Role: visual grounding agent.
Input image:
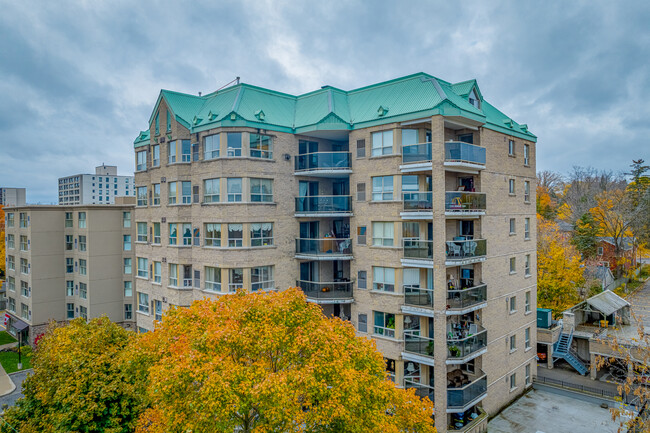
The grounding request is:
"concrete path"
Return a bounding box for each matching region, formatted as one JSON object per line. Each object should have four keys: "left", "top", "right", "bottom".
{"left": 626, "top": 278, "right": 650, "bottom": 327}
{"left": 537, "top": 361, "right": 620, "bottom": 396}
{"left": 0, "top": 370, "right": 30, "bottom": 410}
{"left": 0, "top": 363, "right": 16, "bottom": 397}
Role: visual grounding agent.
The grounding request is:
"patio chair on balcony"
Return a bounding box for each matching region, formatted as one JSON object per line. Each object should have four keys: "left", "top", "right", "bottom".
{"left": 462, "top": 241, "right": 477, "bottom": 257}
{"left": 447, "top": 242, "right": 461, "bottom": 257}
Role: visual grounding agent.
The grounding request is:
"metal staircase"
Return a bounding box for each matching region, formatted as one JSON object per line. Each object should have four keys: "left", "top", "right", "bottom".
{"left": 553, "top": 327, "right": 589, "bottom": 376}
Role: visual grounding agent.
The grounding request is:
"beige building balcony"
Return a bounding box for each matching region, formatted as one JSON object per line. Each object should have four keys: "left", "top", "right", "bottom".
{"left": 402, "top": 332, "right": 436, "bottom": 367}
{"left": 404, "top": 377, "right": 435, "bottom": 402}
{"left": 295, "top": 280, "right": 353, "bottom": 304}
{"left": 446, "top": 284, "right": 487, "bottom": 315}
{"left": 447, "top": 324, "right": 487, "bottom": 364}
{"left": 401, "top": 192, "right": 433, "bottom": 219}
{"left": 446, "top": 369, "right": 487, "bottom": 413}
{"left": 294, "top": 195, "right": 352, "bottom": 217}
{"left": 445, "top": 239, "right": 486, "bottom": 266}
{"left": 402, "top": 239, "right": 434, "bottom": 268}
{"left": 294, "top": 152, "right": 352, "bottom": 177}
{"left": 294, "top": 238, "right": 353, "bottom": 260}
{"left": 443, "top": 141, "right": 486, "bottom": 172}
{"left": 444, "top": 192, "right": 486, "bottom": 218}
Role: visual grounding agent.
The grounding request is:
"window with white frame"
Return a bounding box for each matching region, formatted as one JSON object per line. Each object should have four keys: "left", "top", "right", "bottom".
{"left": 65, "top": 257, "right": 73, "bottom": 273}
{"left": 524, "top": 181, "right": 531, "bottom": 202}
{"left": 20, "top": 235, "right": 28, "bottom": 251}
{"left": 524, "top": 144, "right": 530, "bottom": 165}
{"left": 137, "top": 150, "right": 147, "bottom": 171}
{"left": 371, "top": 130, "right": 393, "bottom": 156}
{"left": 20, "top": 281, "right": 29, "bottom": 298}
{"left": 153, "top": 261, "right": 161, "bottom": 283}
{"left": 79, "top": 259, "right": 87, "bottom": 275}
{"left": 168, "top": 182, "right": 177, "bottom": 204}
{"left": 124, "top": 281, "right": 132, "bottom": 297}
{"left": 509, "top": 218, "right": 516, "bottom": 235}
{"left": 229, "top": 268, "right": 244, "bottom": 291}
{"left": 525, "top": 364, "right": 531, "bottom": 385}
{"left": 123, "top": 211, "right": 131, "bottom": 228}
{"left": 168, "top": 141, "right": 177, "bottom": 164}
{"left": 205, "top": 223, "right": 221, "bottom": 247}
{"left": 137, "top": 187, "right": 148, "bottom": 206}
{"left": 510, "top": 373, "right": 517, "bottom": 390}
{"left": 181, "top": 181, "right": 192, "bottom": 204}
{"left": 6, "top": 213, "right": 14, "bottom": 228}
{"left": 509, "top": 179, "right": 516, "bottom": 195}
{"left": 21, "top": 303, "right": 29, "bottom": 320}
{"left": 65, "top": 212, "right": 73, "bottom": 228}
{"left": 138, "top": 292, "right": 149, "bottom": 314}
{"left": 373, "top": 267, "right": 395, "bottom": 292}
{"left": 180, "top": 223, "right": 192, "bottom": 246}
{"left": 168, "top": 264, "right": 178, "bottom": 286}
{"left": 123, "top": 235, "right": 131, "bottom": 251}
{"left": 509, "top": 295, "right": 516, "bottom": 313}
{"left": 525, "top": 254, "right": 531, "bottom": 276}
{"left": 152, "top": 144, "right": 160, "bottom": 167}
{"left": 525, "top": 327, "right": 531, "bottom": 350}
{"left": 510, "top": 257, "right": 516, "bottom": 274}
{"left": 124, "top": 258, "right": 132, "bottom": 274}
{"left": 508, "top": 140, "right": 515, "bottom": 156}
{"left": 204, "top": 134, "right": 220, "bottom": 160}
{"left": 8, "top": 298, "right": 15, "bottom": 313}
{"left": 153, "top": 223, "right": 161, "bottom": 244}
{"left": 125, "top": 304, "right": 133, "bottom": 320}
{"left": 251, "top": 223, "right": 273, "bottom": 247}
{"left": 525, "top": 291, "right": 531, "bottom": 313}
{"left": 250, "top": 178, "right": 273, "bottom": 202}
{"left": 7, "top": 277, "right": 15, "bottom": 292}
{"left": 79, "top": 282, "right": 87, "bottom": 299}
{"left": 78, "top": 212, "right": 86, "bottom": 228}
{"left": 510, "top": 334, "right": 516, "bottom": 351}
{"left": 228, "top": 224, "right": 243, "bottom": 247}
{"left": 169, "top": 223, "right": 178, "bottom": 245}
{"left": 7, "top": 255, "right": 15, "bottom": 271}
{"left": 372, "top": 176, "right": 393, "bottom": 201}
{"left": 66, "top": 280, "right": 74, "bottom": 296}
{"left": 251, "top": 265, "right": 274, "bottom": 291}
{"left": 20, "top": 258, "right": 28, "bottom": 274}
{"left": 137, "top": 257, "right": 148, "bottom": 278}
{"left": 137, "top": 222, "right": 147, "bottom": 242}
{"left": 250, "top": 134, "right": 273, "bottom": 159}
{"left": 372, "top": 222, "right": 394, "bottom": 246}
{"left": 155, "top": 300, "right": 163, "bottom": 321}
{"left": 373, "top": 311, "right": 395, "bottom": 337}
{"left": 227, "top": 178, "right": 242, "bottom": 202}
{"left": 226, "top": 133, "right": 242, "bottom": 157}
{"left": 524, "top": 217, "right": 530, "bottom": 239}
{"left": 65, "top": 235, "right": 73, "bottom": 251}
{"left": 203, "top": 178, "right": 220, "bottom": 203}
{"left": 6, "top": 234, "right": 14, "bottom": 249}
{"left": 153, "top": 183, "right": 160, "bottom": 205}
{"left": 19, "top": 212, "right": 27, "bottom": 228}
{"left": 205, "top": 266, "right": 221, "bottom": 292}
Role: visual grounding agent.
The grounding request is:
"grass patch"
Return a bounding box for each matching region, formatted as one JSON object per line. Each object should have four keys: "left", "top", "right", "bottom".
{"left": 0, "top": 331, "right": 17, "bottom": 346}
{"left": 0, "top": 346, "right": 32, "bottom": 373}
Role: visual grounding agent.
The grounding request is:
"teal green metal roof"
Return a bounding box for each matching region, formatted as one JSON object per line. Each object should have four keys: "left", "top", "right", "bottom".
{"left": 134, "top": 72, "right": 536, "bottom": 145}
{"left": 134, "top": 130, "right": 150, "bottom": 148}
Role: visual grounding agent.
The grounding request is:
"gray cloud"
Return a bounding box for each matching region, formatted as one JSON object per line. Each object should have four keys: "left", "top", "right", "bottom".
{"left": 0, "top": 0, "right": 649, "bottom": 202}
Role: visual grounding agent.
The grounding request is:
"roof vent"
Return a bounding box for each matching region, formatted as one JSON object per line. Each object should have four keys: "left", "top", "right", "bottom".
{"left": 208, "top": 111, "right": 218, "bottom": 121}
{"left": 377, "top": 106, "right": 389, "bottom": 117}
{"left": 198, "top": 91, "right": 202, "bottom": 97}
{"left": 230, "top": 113, "right": 237, "bottom": 121}
{"left": 192, "top": 116, "right": 203, "bottom": 125}
{"left": 254, "top": 110, "right": 265, "bottom": 121}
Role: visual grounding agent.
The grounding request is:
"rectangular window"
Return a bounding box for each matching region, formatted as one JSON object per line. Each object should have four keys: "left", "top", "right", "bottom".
{"left": 229, "top": 268, "right": 244, "bottom": 292}
{"left": 6, "top": 213, "right": 14, "bottom": 228}
{"left": 64, "top": 235, "right": 73, "bottom": 251}
{"left": 525, "top": 254, "right": 531, "bottom": 276}
{"left": 205, "top": 223, "right": 222, "bottom": 247}
{"left": 356, "top": 139, "right": 366, "bottom": 158}
{"left": 66, "top": 303, "right": 75, "bottom": 319}
{"left": 372, "top": 222, "right": 394, "bottom": 247}
{"left": 509, "top": 179, "right": 516, "bottom": 195}
{"left": 525, "top": 327, "right": 531, "bottom": 349}
{"left": 166, "top": 109, "right": 171, "bottom": 132}
{"left": 125, "top": 304, "right": 133, "bottom": 320}
{"left": 169, "top": 264, "right": 178, "bottom": 286}
{"left": 123, "top": 211, "right": 131, "bottom": 228}
{"left": 79, "top": 259, "right": 87, "bottom": 275}
{"left": 250, "top": 134, "right": 273, "bottom": 159}
{"left": 373, "top": 267, "right": 395, "bottom": 292}
{"left": 7, "top": 277, "right": 14, "bottom": 292}
{"left": 510, "top": 296, "right": 516, "bottom": 313}
{"left": 203, "top": 178, "right": 220, "bottom": 203}
{"left": 524, "top": 181, "right": 531, "bottom": 202}
{"left": 155, "top": 112, "right": 159, "bottom": 135}
{"left": 21, "top": 303, "right": 29, "bottom": 320}
{"left": 251, "top": 265, "right": 274, "bottom": 291}
{"left": 228, "top": 224, "right": 243, "bottom": 247}
{"left": 78, "top": 212, "right": 86, "bottom": 228}
{"left": 124, "top": 281, "right": 133, "bottom": 297}
{"left": 6, "top": 234, "right": 14, "bottom": 249}
{"left": 510, "top": 257, "right": 516, "bottom": 274}
{"left": 523, "top": 144, "right": 530, "bottom": 165}
{"left": 169, "top": 223, "right": 178, "bottom": 245}
{"left": 66, "top": 280, "right": 74, "bottom": 296}
{"left": 153, "top": 261, "right": 161, "bottom": 283}
{"left": 153, "top": 223, "right": 161, "bottom": 244}
{"left": 524, "top": 218, "right": 531, "bottom": 239}
{"left": 356, "top": 182, "right": 366, "bottom": 201}
{"left": 168, "top": 141, "right": 177, "bottom": 164}
{"left": 204, "top": 266, "right": 221, "bottom": 292}
{"left": 179, "top": 223, "right": 192, "bottom": 246}
{"left": 155, "top": 300, "right": 163, "bottom": 321}
{"left": 372, "top": 176, "right": 393, "bottom": 201}
{"left": 509, "top": 218, "right": 516, "bottom": 235}
{"left": 79, "top": 282, "right": 87, "bottom": 299}
{"left": 123, "top": 235, "right": 132, "bottom": 251}
{"left": 20, "top": 258, "right": 28, "bottom": 274}
{"left": 510, "top": 335, "right": 516, "bottom": 352}
{"left": 227, "top": 178, "right": 242, "bottom": 202}
{"left": 19, "top": 212, "right": 27, "bottom": 228}
{"left": 510, "top": 373, "right": 517, "bottom": 390}
{"left": 373, "top": 311, "right": 395, "bottom": 337}
{"left": 136, "top": 150, "right": 147, "bottom": 171}
{"left": 250, "top": 223, "right": 273, "bottom": 246}
{"left": 358, "top": 313, "right": 367, "bottom": 332}
{"left": 8, "top": 298, "right": 15, "bottom": 313}
{"left": 508, "top": 140, "right": 515, "bottom": 156}
{"left": 358, "top": 270, "right": 367, "bottom": 289}
{"left": 20, "top": 235, "right": 28, "bottom": 251}
{"left": 204, "top": 134, "right": 220, "bottom": 160}
{"left": 137, "top": 222, "right": 147, "bottom": 242}
{"left": 153, "top": 184, "right": 160, "bottom": 205}
{"left": 137, "top": 187, "right": 148, "bottom": 206}
{"left": 371, "top": 130, "right": 393, "bottom": 156}
{"left": 181, "top": 181, "right": 192, "bottom": 204}
{"left": 138, "top": 292, "right": 149, "bottom": 314}
{"left": 250, "top": 178, "right": 273, "bottom": 202}
{"left": 7, "top": 255, "right": 15, "bottom": 271}
{"left": 124, "top": 258, "right": 132, "bottom": 274}
{"left": 598, "top": 246, "right": 604, "bottom": 255}
{"left": 357, "top": 226, "right": 366, "bottom": 245}
{"left": 65, "top": 257, "right": 73, "bottom": 273}
{"left": 525, "top": 291, "right": 531, "bottom": 313}
{"left": 152, "top": 145, "right": 160, "bottom": 167}
{"left": 20, "top": 281, "right": 29, "bottom": 298}
{"left": 168, "top": 181, "right": 177, "bottom": 204}
{"left": 226, "top": 132, "right": 242, "bottom": 157}
{"left": 525, "top": 364, "right": 531, "bottom": 385}
{"left": 137, "top": 257, "right": 148, "bottom": 278}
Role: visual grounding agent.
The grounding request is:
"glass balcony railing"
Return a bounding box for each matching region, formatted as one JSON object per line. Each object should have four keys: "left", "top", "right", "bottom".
{"left": 403, "top": 192, "right": 433, "bottom": 211}
{"left": 294, "top": 152, "right": 352, "bottom": 172}
{"left": 295, "top": 238, "right": 352, "bottom": 257}
{"left": 403, "top": 239, "right": 433, "bottom": 260}
{"left": 444, "top": 142, "right": 486, "bottom": 166}
{"left": 404, "top": 378, "right": 435, "bottom": 401}
{"left": 402, "top": 142, "right": 432, "bottom": 164}
{"left": 445, "top": 239, "right": 486, "bottom": 260}
{"left": 404, "top": 333, "right": 435, "bottom": 358}
{"left": 295, "top": 196, "right": 352, "bottom": 214}
{"left": 445, "top": 192, "right": 486, "bottom": 213}
{"left": 447, "top": 284, "right": 487, "bottom": 311}
{"left": 404, "top": 286, "right": 434, "bottom": 308}
{"left": 447, "top": 325, "right": 487, "bottom": 359}
{"left": 447, "top": 372, "right": 487, "bottom": 410}
{"left": 296, "top": 280, "right": 353, "bottom": 300}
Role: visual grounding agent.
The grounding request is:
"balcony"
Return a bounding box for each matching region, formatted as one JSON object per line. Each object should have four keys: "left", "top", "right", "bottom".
{"left": 448, "top": 406, "right": 488, "bottom": 432}
{"left": 446, "top": 284, "right": 487, "bottom": 315}
{"left": 402, "top": 333, "right": 435, "bottom": 367}
{"left": 295, "top": 195, "right": 352, "bottom": 217}
{"left": 444, "top": 142, "right": 486, "bottom": 172}
{"left": 296, "top": 280, "right": 353, "bottom": 304}
{"left": 445, "top": 192, "right": 486, "bottom": 217}
{"left": 402, "top": 286, "right": 435, "bottom": 317}
{"left": 402, "top": 192, "right": 433, "bottom": 219}
{"left": 447, "top": 325, "right": 487, "bottom": 364}
{"left": 402, "top": 239, "right": 433, "bottom": 268}
{"left": 401, "top": 142, "right": 432, "bottom": 166}
{"left": 404, "top": 378, "right": 435, "bottom": 402}
{"left": 445, "top": 239, "right": 486, "bottom": 266}
{"left": 294, "top": 152, "right": 352, "bottom": 177}
{"left": 447, "top": 370, "right": 487, "bottom": 413}
{"left": 295, "top": 238, "right": 353, "bottom": 260}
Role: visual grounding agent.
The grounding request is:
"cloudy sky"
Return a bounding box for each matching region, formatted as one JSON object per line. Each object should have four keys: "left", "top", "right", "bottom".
{"left": 1, "top": 0, "right": 648, "bottom": 203}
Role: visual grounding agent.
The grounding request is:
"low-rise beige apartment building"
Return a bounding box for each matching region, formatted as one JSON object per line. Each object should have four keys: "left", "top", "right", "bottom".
{"left": 131, "top": 73, "right": 537, "bottom": 432}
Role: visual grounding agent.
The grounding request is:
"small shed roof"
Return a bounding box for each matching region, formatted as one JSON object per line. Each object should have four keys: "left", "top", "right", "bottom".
{"left": 585, "top": 290, "right": 629, "bottom": 316}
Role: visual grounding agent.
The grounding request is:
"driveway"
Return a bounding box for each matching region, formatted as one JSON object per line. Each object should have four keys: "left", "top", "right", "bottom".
{"left": 626, "top": 278, "right": 650, "bottom": 328}
{"left": 0, "top": 370, "right": 30, "bottom": 410}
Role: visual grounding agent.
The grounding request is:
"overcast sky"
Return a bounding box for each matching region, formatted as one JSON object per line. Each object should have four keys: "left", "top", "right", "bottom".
{"left": 1, "top": 0, "right": 648, "bottom": 203}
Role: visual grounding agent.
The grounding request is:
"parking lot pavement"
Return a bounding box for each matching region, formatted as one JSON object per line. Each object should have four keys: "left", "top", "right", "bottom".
{"left": 0, "top": 370, "right": 30, "bottom": 410}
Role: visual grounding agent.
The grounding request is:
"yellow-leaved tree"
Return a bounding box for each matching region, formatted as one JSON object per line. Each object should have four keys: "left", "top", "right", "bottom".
{"left": 537, "top": 217, "right": 585, "bottom": 317}
{"left": 136, "top": 287, "right": 435, "bottom": 433}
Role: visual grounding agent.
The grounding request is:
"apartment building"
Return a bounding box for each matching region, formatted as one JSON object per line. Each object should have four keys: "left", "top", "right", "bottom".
{"left": 58, "top": 164, "right": 135, "bottom": 205}
{"left": 3, "top": 198, "right": 136, "bottom": 342}
{"left": 0, "top": 187, "right": 26, "bottom": 206}
{"left": 132, "top": 73, "right": 537, "bottom": 432}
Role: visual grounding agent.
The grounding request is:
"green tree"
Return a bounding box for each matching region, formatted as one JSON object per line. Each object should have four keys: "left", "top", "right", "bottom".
{"left": 571, "top": 213, "right": 599, "bottom": 259}
{"left": 0, "top": 318, "right": 149, "bottom": 433}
